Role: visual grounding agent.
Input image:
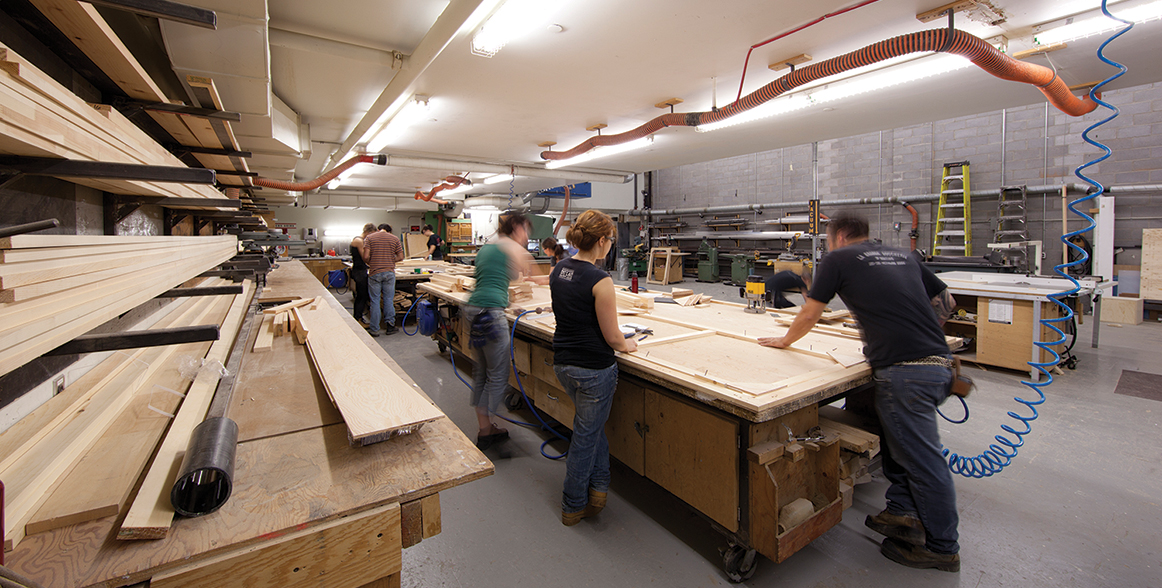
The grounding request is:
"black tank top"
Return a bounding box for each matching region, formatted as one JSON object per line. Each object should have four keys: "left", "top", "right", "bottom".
{"left": 351, "top": 244, "right": 367, "bottom": 271}
{"left": 550, "top": 258, "right": 615, "bottom": 369}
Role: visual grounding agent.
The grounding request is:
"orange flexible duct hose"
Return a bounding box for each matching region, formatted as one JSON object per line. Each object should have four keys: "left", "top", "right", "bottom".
{"left": 541, "top": 29, "right": 1099, "bottom": 161}
{"left": 415, "top": 175, "right": 471, "bottom": 204}
{"left": 253, "top": 154, "right": 384, "bottom": 191}
{"left": 902, "top": 202, "right": 919, "bottom": 251}
{"left": 553, "top": 185, "right": 572, "bottom": 236}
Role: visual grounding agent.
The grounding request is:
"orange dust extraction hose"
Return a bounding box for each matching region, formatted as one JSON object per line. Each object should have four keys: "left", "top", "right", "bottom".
{"left": 252, "top": 154, "right": 385, "bottom": 191}
{"left": 541, "top": 28, "right": 1099, "bottom": 162}
{"left": 415, "top": 175, "right": 471, "bottom": 204}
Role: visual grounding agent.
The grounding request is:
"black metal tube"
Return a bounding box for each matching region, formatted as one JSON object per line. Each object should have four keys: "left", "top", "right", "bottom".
{"left": 0, "top": 219, "right": 59, "bottom": 239}
{"left": 171, "top": 417, "right": 238, "bottom": 517}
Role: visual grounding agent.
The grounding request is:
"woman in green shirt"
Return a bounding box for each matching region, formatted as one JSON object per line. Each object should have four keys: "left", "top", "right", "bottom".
{"left": 464, "top": 213, "right": 547, "bottom": 449}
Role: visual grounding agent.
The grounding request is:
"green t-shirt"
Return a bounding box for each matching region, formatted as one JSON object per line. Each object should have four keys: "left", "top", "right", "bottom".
{"left": 468, "top": 243, "right": 510, "bottom": 308}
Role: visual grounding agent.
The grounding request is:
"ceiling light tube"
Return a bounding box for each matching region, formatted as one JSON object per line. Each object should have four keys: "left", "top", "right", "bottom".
{"left": 544, "top": 136, "right": 654, "bottom": 169}
{"left": 483, "top": 173, "right": 519, "bottom": 184}
{"left": 472, "top": 0, "right": 565, "bottom": 58}
{"left": 367, "top": 95, "right": 430, "bottom": 152}
{"left": 1034, "top": 0, "right": 1162, "bottom": 45}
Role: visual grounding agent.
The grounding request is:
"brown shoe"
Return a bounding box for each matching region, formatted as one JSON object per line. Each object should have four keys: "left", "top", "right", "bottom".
{"left": 586, "top": 489, "right": 607, "bottom": 516}
{"left": 562, "top": 509, "right": 586, "bottom": 526}
{"left": 880, "top": 538, "right": 960, "bottom": 572}
{"left": 865, "top": 509, "right": 926, "bottom": 546}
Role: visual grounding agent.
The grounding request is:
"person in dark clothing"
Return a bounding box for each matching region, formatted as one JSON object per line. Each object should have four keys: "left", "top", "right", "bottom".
{"left": 350, "top": 223, "right": 376, "bottom": 325}
{"left": 759, "top": 214, "right": 960, "bottom": 573}
{"left": 422, "top": 224, "right": 444, "bottom": 260}
{"left": 764, "top": 269, "right": 811, "bottom": 308}
{"left": 550, "top": 210, "right": 637, "bottom": 526}
{"left": 541, "top": 237, "right": 570, "bottom": 266}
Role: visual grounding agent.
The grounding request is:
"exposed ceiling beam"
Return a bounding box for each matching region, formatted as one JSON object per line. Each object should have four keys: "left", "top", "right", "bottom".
{"left": 328, "top": 0, "right": 488, "bottom": 172}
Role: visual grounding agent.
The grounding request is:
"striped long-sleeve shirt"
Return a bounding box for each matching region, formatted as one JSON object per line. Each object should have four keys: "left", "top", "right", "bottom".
{"left": 364, "top": 231, "right": 403, "bottom": 276}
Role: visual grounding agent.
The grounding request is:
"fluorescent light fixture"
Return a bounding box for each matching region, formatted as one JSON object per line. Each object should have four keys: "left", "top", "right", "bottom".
{"left": 326, "top": 168, "right": 357, "bottom": 190}
{"left": 697, "top": 94, "right": 812, "bottom": 133}
{"left": 544, "top": 136, "right": 654, "bottom": 169}
{"left": 324, "top": 227, "right": 362, "bottom": 237}
{"left": 472, "top": 0, "right": 564, "bottom": 58}
{"left": 483, "top": 173, "right": 519, "bottom": 184}
{"left": 367, "top": 95, "right": 430, "bottom": 152}
{"left": 697, "top": 55, "right": 970, "bottom": 133}
{"left": 1035, "top": 0, "right": 1162, "bottom": 45}
{"left": 439, "top": 184, "right": 473, "bottom": 196}
{"left": 810, "top": 55, "right": 971, "bottom": 104}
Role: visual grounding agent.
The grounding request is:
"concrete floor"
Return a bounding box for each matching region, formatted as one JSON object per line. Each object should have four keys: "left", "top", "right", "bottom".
{"left": 335, "top": 278, "right": 1160, "bottom": 588}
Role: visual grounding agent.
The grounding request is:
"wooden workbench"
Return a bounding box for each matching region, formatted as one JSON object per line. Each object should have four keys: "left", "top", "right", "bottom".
{"left": 415, "top": 281, "right": 873, "bottom": 579}
{"left": 6, "top": 260, "right": 492, "bottom": 587}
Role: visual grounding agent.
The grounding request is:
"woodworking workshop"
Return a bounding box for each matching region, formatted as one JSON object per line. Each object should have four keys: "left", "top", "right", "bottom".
{"left": 1, "top": 0, "right": 1160, "bottom": 586}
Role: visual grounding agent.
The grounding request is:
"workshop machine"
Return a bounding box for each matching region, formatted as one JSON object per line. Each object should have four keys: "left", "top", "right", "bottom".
{"left": 728, "top": 254, "right": 755, "bottom": 285}
{"left": 620, "top": 243, "right": 649, "bottom": 274}
{"left": 697, "top": 238, "right": 719, "bottom": 282}
{"left": 743, "top": 274, "right": 766, "bottom": 314}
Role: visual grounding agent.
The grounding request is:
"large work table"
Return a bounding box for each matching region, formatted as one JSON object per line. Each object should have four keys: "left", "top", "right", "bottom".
{"left": 7, "top": 260, "right": 492, "bottom": 587}
{"left": 416, "top": 280, "right": 875, "bottom": 579}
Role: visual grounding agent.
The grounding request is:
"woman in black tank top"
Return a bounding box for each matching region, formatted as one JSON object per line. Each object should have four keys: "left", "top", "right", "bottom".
{"left": 550, "top": 210, "right": 637, "bottom": 526}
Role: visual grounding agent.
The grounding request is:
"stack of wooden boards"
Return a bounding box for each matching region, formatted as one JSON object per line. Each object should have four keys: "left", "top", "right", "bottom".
{"left": 670, "top": 288, "right": 713, "bottom": 306}
{"left": 0, "top": 279, "right": 252, "bottom": 550}
{"left": 253, "top": 295, "right": 446, "bottom": 445}
{"left": 818, "top": 410, "right": 881, "bottom": 511}
{"left": 22, "top": 0, "right": 254, "bottom": 188}
{"left": 1141, "top": 228, "right": 1161, "bottom": 301}
{"left": 0, "top": 234, "right": 239, "bottom": 378}
{"left": 0, "top": 43, "right": 229, "bottom": 203}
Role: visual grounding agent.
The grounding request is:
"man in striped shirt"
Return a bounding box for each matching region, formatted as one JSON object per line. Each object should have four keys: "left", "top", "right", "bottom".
{"left": 365, "top": 224, "right": 404, "bottom": 336}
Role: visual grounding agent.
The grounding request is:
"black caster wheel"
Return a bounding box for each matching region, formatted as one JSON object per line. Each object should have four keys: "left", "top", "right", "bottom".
{"left": 721, "top": 544, "right": 758, "bottom": 583}
{"left": 504, "top": 390, "right": 524, "bottom": 411}
{"left": 437, "top": 341, "right": 447, "bottom": 353}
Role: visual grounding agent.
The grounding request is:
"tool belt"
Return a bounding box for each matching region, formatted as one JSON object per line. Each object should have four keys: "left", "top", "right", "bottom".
{"left": 469, "top": 310, "right": 500, "bottom": 349}
{"left": 949, "top": 356, "right": 973, "bottom": 398}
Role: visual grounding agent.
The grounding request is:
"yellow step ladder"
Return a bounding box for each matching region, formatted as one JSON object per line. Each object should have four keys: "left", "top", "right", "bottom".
{"left": 933, "top": 161, "right": 971, "bottom": 256}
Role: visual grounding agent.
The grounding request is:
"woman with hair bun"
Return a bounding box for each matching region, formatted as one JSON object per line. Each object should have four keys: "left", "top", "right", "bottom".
{"left": 550, "top": 209, "right": 636, "bottom": 526}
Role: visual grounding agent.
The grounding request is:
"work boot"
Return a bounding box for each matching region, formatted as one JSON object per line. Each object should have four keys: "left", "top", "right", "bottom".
{"left": 865, "top": 509, "right": 926, "bottom": 546}
{"left": 561, "top": 509, "right": 587, "bottom": 526}
{"left": 880, "top": 538, "right": 960, "bottom": 572}
{"left": 586, "top": 489, "right": 607, "bottom": 516}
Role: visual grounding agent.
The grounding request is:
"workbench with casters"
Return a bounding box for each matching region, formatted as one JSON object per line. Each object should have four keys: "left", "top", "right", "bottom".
{"left": 416, "top": 281, "right": 873, "bottom": 582}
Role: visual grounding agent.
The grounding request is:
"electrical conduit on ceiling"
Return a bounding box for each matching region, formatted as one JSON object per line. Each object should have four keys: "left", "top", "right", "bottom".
{"left": 542, "top": 28, "right": 1100, "bottom": 162}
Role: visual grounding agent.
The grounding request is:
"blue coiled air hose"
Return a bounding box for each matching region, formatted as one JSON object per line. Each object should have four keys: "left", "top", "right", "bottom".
{"left": 420, "top": 303, "right": 569, "bottom": 460}
{"left": 939, "top": 2, "right": 1132, "bottom": 478}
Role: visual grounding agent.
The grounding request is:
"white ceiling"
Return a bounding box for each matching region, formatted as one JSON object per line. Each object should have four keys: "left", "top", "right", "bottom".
{"left": 165, "top": 0, "right": 1162, "bottom": 209}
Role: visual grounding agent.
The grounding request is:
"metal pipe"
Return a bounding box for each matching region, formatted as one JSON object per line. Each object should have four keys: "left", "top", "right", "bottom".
{"left": 1001, "top": 108, "right": 1007, "bottom": 185}
{"left": 0, "top": 218, "right": 59, "bottom": 239}
{"left": 1107, "top": 184, "right": 1162, "bottom": 193}
{"left": 630, "top": 184, "right": 1092, "bottom": 216}
{"left": 269, "top": 27, "right": 402, "bottom": 68}
{"left": 667, "top": 230, "right": 804, "bottom": 240}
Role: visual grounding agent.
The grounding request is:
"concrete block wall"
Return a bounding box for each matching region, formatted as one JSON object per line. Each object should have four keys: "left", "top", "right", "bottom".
{"left": 653, "top": 80, "right": 1162, "bottom": 275}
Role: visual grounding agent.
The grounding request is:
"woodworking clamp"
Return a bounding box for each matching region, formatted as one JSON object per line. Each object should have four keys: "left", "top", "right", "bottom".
{"left": 784, "top": 424, "right": 825, "bottom": 444}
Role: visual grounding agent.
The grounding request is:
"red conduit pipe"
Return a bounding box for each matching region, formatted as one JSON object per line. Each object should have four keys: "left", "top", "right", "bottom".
{"left": 253, "top": 154, "right": 385, "bottom": 191}
{"left": 415, "top": 175, "right": 471, "bottom": 204}
{"left": 541, "top": 29, "right": 1099, "bottom": 162}
{"left": 553, "top": 185, "right": 572, "bottom": 236}
{"left": 901, "top": 201, "right": 919, "bottom": 251}
{"left": 736, "top": 0, "right": 882, "bottom": 102}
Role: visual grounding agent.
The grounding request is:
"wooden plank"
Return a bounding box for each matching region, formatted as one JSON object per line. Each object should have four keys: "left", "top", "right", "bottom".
{"left": 117, "top": 280, "right": 254, "bottom": 540}
{"left": 635, "top": 330, "right": 715, "bottom": 348}
{"left": 420, "top": 494, "right": 441, "bottom": 539}
{"left": 1141, "top": 229, "right": 1162, "bottom": 300}
{"left": 273, "top": 312, "right": 287, "bottom": 336}
{"left": 0, "top": 233, "right": 235, "bottom": 250}
{"left": 1100, "top": 296, "right": 1143, "bottom": 325}
{"left": 297, "top": 301, "right": 446, "bottom": 443}
{"left": 747, "top": 440, "right": 786, "bottom": 465}
{"left": 0, "top": 241, "right": 191, "bottom": 289}
{"left": 150, "top": 502, "right": 401, "bottom": 588}
{"left": 818, "top": 418, "right": 879, "bottom": 456}
{"left": 400, "top": 500, "right": 422, "bottom": 549}
{"left": 25, "top": 296, "right": 233, "bottom": 535}
{"left": 252, "top": 314, "right": 275, "bottom": 352}
{"left": 262, "top": 297, "right": 314, "bottom": 315}
{"left": 2, "top": 294, "right": 222, "bottom": 550}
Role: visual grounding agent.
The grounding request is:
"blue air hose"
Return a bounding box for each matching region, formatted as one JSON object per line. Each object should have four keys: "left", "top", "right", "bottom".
{"left": 940, "top": 2, "right": 1132, "bottom": 478}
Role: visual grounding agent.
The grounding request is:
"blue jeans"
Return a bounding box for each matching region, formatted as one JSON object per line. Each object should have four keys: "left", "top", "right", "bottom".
{"left": 554, "top": 363, "right": 618, "bottom": 514}
{"left": 463, "top": 306, "right": 510, "bottom": 413}
{"left": 368, "top": 270, "right": 397, "bottom": 334}
{"left": 873, "top": 362, "right": 959, "bottom": 555}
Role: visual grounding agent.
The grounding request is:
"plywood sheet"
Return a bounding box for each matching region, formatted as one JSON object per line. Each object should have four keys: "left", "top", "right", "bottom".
{"left": 1141, "top": 228, "right": 1162, "bottom": 300}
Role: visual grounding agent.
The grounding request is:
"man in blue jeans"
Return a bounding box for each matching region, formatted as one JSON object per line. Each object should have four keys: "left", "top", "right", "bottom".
{"left": 364, "top": 224, "right": 403, "bottom": 336}
{"left": 759, "top": 214, "right": 960, "bottom": 572}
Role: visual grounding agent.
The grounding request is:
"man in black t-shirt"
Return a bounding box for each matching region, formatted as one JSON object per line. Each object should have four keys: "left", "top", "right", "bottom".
{"left": 764, "top": 270, "right": 810, "bottom": 309}
{"left": 759, "top": 215, "right": 961, "bottom": 573}
{"left": 422, "top": 225, "right": 443, "bottom": 261}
